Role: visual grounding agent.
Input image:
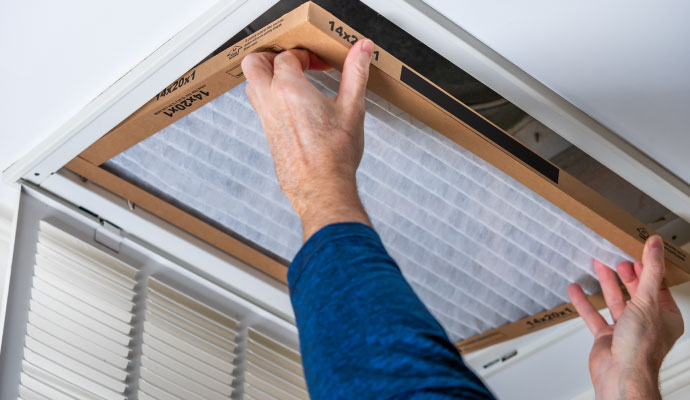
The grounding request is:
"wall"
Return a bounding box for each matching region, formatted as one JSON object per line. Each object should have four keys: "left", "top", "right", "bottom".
{"left": 0, "top": 183, "right": 17, "bottom": 317}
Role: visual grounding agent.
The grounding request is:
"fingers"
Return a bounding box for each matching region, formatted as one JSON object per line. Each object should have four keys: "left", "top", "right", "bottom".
{"left": 568, "top": 283, "right": 608, "bottom": 335}
{"left": 242, "top": 52, "right": 279, "bottom": 97}
{"left": 616, "top": 261, "right": 639, "bottom": 297}
{"left": 338, "top": 39, "right": 374, "bottom": 111}
{"left": 273, "top": 49, "right": 311, "bottom": 75}
{"left": 634, "top": 260, "right": 643, "bottom": 277}
{"left": 243, "top": 50, "right": 328, "bottom": 83}
{"left": 244, "top": 49, "right": 331, "bottom": 118}
{"left": 594, "top": 260, "right": 626, "bottom": 322}
{"left": 637, "top": 235, "right": 666, "bottom": 302}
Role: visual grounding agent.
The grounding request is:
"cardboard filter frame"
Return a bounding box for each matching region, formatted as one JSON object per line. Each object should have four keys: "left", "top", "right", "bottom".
{"left": 65, "top": 2, "right": 690, "bottom": 353}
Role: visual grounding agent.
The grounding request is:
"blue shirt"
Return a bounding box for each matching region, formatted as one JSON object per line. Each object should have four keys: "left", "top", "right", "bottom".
{"left": 289, "top": 223, "right": 495, "bottom": 399}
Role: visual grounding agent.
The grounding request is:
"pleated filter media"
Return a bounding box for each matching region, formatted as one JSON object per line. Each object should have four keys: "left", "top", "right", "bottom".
{"left": 104, "top": 70, "right": 631, "bottom": 342}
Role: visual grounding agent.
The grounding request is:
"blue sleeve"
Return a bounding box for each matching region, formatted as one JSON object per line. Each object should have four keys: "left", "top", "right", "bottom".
{"left": 288, "top": 222, "right": 495, "bottom": 400}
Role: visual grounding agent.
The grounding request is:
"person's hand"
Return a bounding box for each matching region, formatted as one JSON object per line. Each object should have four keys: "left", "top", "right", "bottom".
{"left": 568, "top": 235, "right": 684, "bottom": 400}
{"left": 241, "top": 39, "right": 375, "bottom": 241}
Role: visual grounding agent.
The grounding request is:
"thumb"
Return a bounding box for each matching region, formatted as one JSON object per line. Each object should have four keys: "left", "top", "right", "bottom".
{"left": 636, "top": 235, "right": 666, "bottom": 303}
{"left": 337, "top": 39, "right": 374, "bottom": 110}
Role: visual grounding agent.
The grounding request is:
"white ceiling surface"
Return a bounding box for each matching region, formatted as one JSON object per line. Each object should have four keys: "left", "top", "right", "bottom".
{"left": 423, "top": 0, "right": 690, "bottom": 186}
{"left": 0, "top": 0, "right": 216, "bottom": 175}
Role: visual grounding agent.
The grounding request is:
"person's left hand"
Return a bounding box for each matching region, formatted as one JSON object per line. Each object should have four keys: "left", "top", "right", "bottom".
{"left": 568, "top": 235, "right": 684, "bottom": 399}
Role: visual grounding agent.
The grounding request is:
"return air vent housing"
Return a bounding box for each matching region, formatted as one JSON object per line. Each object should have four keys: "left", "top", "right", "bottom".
{"left": 103, "top": 70, "right": 631, "bottom": 342}
{"left": 139, "top": 278, "right": 239, "bottom": 400}
{"left": 21, "top": 223, "right": 136, "bottom": 400}
{"left": 245, "top": 329, "right": 309, "bottom": 400}
{"left": 0, "top": 211, "right": 308, "bottom": 400}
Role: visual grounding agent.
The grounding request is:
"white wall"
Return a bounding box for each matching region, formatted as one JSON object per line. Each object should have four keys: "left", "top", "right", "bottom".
{"left": 0, "top": 184, "right": 17, "bottom": 210}
{"left": 0, "top": 183, "right": 17, "bottom": 315}
{"left": 423, "top": 0, "right": 690, "bottom": 186}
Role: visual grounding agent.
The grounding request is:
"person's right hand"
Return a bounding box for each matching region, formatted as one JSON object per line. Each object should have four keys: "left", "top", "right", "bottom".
{"left": 241, "top": 39, "right": 375, "bottom": 241}
{"left": 568, "top": 235, "right": 684, "bottom": 400}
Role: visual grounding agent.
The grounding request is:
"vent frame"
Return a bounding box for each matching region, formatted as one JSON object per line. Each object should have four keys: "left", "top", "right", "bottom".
{"left": 0, "top": 185, "right": 307, "bottom": 399}
{"left": 61, "top": 1, "right": 690, "bottom": 352}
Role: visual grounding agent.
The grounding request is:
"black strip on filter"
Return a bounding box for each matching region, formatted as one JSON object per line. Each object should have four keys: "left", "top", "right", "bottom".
{"left": 400, "top": 66, "right": 560, "bottom": 184}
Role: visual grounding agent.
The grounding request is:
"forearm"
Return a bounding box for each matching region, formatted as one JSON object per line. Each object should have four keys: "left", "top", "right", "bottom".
{"left": 620, "top": 380, "right": 661, "bottom": 400}
{"left": 600, "top": 369, "right": 661, "bottom": 400}
{"left": 244, "top": 41, "right": 493, "bottom": 400}
{"left": 291, "top": 176, "right": 371, "bottom": 241}
{"left": 288, "top": 223, "right": 494, "bottom": 400}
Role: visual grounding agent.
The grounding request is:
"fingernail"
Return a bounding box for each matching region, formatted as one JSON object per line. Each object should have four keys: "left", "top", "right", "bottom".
{"left": 360, "top": 39, "right": 374, "bottom": 58}
{"left": 650, "top": 235, "right": 663, "bottom": 250}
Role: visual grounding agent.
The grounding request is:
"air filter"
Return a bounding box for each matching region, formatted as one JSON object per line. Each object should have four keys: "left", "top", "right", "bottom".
{"left": 69, "top": 2, "right": 689, "bottom": 351}
{"left": 103, "top": 70, "right": 630, "bottom": 342}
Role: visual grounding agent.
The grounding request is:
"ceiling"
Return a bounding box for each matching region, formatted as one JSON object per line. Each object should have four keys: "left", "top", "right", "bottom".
{"left": 422, "top": 0, "right": 690, "bottom": 186}
{"left": 2, "top": 0, "right": 689, "bottom": 190}
{"left": 0, "top": 0, "right": 216, "bottom": 174}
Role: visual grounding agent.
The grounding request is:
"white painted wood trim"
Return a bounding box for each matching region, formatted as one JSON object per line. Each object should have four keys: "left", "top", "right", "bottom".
{"left": 2, "top": 0, "right": 278, "bottom": 185}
